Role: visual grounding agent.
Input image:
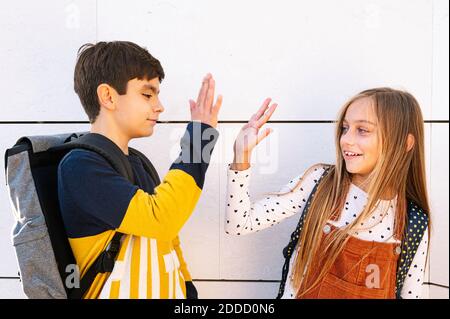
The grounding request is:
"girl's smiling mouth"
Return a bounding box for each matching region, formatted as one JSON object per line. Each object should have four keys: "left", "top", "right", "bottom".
{"left": 343, "top": 150, "right": 363, "bottom": 159}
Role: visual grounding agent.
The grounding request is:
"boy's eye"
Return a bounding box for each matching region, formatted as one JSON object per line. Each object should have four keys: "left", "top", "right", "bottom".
{"left": 142, "top": 94, "right": 152, "bottom": 99}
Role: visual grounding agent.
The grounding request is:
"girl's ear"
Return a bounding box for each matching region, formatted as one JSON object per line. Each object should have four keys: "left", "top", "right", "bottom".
{"left": 97, "top": 83, "right": 117, "bottom": 111}
{"left": 406, "top": 133, "right": 415, "bottom": 152}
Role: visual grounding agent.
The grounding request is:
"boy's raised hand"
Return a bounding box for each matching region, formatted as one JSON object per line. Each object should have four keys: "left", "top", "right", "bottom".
{"left": 189, "top": 73, "right": 223, "bottom": 128}
{"left": 231, "top": 98, "right": 278, "bottom": 170}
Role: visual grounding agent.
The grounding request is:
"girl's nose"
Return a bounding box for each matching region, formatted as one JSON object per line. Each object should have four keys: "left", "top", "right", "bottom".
{"left": 342, "top": 129, "right": 356, "bottom": 145}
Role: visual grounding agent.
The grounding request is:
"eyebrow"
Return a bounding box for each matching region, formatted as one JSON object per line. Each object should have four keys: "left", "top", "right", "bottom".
{"left": 343, "top": 119, "right": 377, "bottom": 126}
{"left": 141, "top": 84, "right": 160, "bottom": 94}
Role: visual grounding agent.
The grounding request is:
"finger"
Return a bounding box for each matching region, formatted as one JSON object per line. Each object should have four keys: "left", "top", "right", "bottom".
{"left": 189, "top": 99, "right": 196, "bottom": 112}
{"left": 256, "top": 128, "right": 273, "bottom": 145}
{"left": 196, "top": 73, "right": 211, "bottom": 101}
{"left": 196, "top": 73, "right": 211, "bottom": 107}
{"left": 255, "top": 103, "right": 278, "bottom": 128}
{"left": 253, "top": 97, "right": 272, "bottom": 120}
{"left": 212, "top": 94, "right": 223, "bottom": 115}
{"left": 204, "top": 76, "right": 215, "bottom": 113}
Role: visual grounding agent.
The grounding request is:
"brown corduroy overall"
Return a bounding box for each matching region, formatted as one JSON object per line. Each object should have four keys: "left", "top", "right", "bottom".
{"left": 299, "top": 224, "right": 401, "bottom": 299}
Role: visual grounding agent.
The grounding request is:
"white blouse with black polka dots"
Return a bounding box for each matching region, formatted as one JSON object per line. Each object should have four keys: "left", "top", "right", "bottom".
{"left": 225, "top": 164, "right": 428, "bottom": 299}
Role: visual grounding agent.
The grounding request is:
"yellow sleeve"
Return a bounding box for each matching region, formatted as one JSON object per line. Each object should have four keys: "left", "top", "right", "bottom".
{"left": 118, "top": 169, "right": 201, "bottom": 242}
{"left": 118, "top": 122, "right": 219, "bottom": 242}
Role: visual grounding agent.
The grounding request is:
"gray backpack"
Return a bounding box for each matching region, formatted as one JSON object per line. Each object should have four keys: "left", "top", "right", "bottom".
{"left": 4, "top": 132, "right": 160, "bottom": 298}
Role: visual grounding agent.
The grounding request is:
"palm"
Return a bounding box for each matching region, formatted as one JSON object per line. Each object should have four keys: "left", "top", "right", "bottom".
{"left": 234, "top": 122, "right": 260, "bottom": 154}
{"left": 233, "top": 98, "right": 278, "bottom": 155}
{"left": 189, "top": 73, "right": 223, "bottom": 128}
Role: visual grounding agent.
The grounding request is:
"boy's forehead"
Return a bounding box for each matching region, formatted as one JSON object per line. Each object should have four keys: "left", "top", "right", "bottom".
{"left": 129, "top": 77, "right": 160, "bottom": 91}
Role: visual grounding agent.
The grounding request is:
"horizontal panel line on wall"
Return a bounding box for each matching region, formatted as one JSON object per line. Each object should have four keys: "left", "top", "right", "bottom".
{"left": 193, "top": 279, "right": 280, "bottom": 283}
{"left": 192, "top": 279, "right": 448, "bottom": 288}
{"left": 424, "top": 282, "right": 450, "bottom": 289}
{"left": 1, "top": 277, "right": 447, "bottom": 289}
{"left": 0, "top": 120, "right": 448, "bottom": 125}
{"left": 0, "top": 276, "right": 280, "bottom": 283}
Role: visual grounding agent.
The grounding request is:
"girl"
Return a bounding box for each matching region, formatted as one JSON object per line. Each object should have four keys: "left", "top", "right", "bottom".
{"left": 225, "top": 88, "right": 430, "bottom": 299}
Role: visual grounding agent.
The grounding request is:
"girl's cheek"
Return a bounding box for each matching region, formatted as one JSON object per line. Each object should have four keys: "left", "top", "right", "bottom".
{"left": 362, "top": 135, "right": 377, "bottom": 150}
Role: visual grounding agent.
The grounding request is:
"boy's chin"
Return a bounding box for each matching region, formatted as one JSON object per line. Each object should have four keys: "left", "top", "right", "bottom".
{"left": 142, "top": 130, "right": 154, "bottom": 138}
{"left": 132, "top": 128, "right": 154, "bottom": 138}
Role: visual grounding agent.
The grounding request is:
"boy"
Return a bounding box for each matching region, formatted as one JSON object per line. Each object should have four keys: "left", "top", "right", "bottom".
{"left": 58, "top": 41, "right": 222, "bottom": 298}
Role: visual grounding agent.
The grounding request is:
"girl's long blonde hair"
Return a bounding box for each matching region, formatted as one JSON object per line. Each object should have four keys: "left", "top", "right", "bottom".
{"left": 289, "top": 87, "right": 431, "bottom": 298}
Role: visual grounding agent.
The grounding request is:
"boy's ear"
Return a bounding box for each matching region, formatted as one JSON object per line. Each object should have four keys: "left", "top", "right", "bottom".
{"left": 406, "top": 133, "right": 415, "bottom": 152}
{"left": 97, "top": 83, "right": 117, "bottom": 110}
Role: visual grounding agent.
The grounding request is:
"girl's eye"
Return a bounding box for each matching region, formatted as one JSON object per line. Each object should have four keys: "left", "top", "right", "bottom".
{"left": 358, "top": 128, "right": 368, "bottom": 133}
{"left": 341, "top": 126, "right": 348, "bottom": 132}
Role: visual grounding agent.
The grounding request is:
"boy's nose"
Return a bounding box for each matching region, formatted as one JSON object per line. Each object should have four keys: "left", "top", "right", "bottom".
{"left": 154, "top": 100, "right": 164, "bottom": 113}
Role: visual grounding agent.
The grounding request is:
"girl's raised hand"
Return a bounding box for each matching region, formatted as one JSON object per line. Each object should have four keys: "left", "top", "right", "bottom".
{"left": 231, "top": 98, "right": 278, "bottom": 170}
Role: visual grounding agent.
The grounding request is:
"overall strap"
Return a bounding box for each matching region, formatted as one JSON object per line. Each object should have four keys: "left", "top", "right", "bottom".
{"left": 276, "top": 167, "right": 331, "bottom": 298}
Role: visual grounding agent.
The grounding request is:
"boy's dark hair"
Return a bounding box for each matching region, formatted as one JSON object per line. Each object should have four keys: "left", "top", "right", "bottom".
{"left": 74, "top": 41, "right": 165, "bottom": 123}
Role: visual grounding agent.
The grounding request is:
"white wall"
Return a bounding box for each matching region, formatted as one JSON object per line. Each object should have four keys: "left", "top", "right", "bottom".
{"left": 0, "top": 0, "right": 448, "bottom": 299}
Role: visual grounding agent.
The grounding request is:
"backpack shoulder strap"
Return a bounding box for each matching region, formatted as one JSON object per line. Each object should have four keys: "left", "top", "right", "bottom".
{"left": 49, "top": 133, "right": 137, "bottom": 299}
{"left": 68, "top": 231, "right": 123, "bottom": 299}
{"left": 277, "top": 167, "right": 331, "bottom": 298}
{"left": 129, "top": 147, "right": 161, "bottom": 185}
{"left": 50, "top": 133, "right": 135, "bottom": 184}
{"left": 395, "top": 200, "right": 429, "bottom": 298}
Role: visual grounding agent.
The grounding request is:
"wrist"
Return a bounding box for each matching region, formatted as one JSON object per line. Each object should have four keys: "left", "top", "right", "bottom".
{"left": 230, "top": 162, "right": 251, "bottom": 171}
{"left": 190, "top": 118, "right": 217, "bottom": 129}
{"left": 232, "top": 151, "right": 251, "bottom": 171}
